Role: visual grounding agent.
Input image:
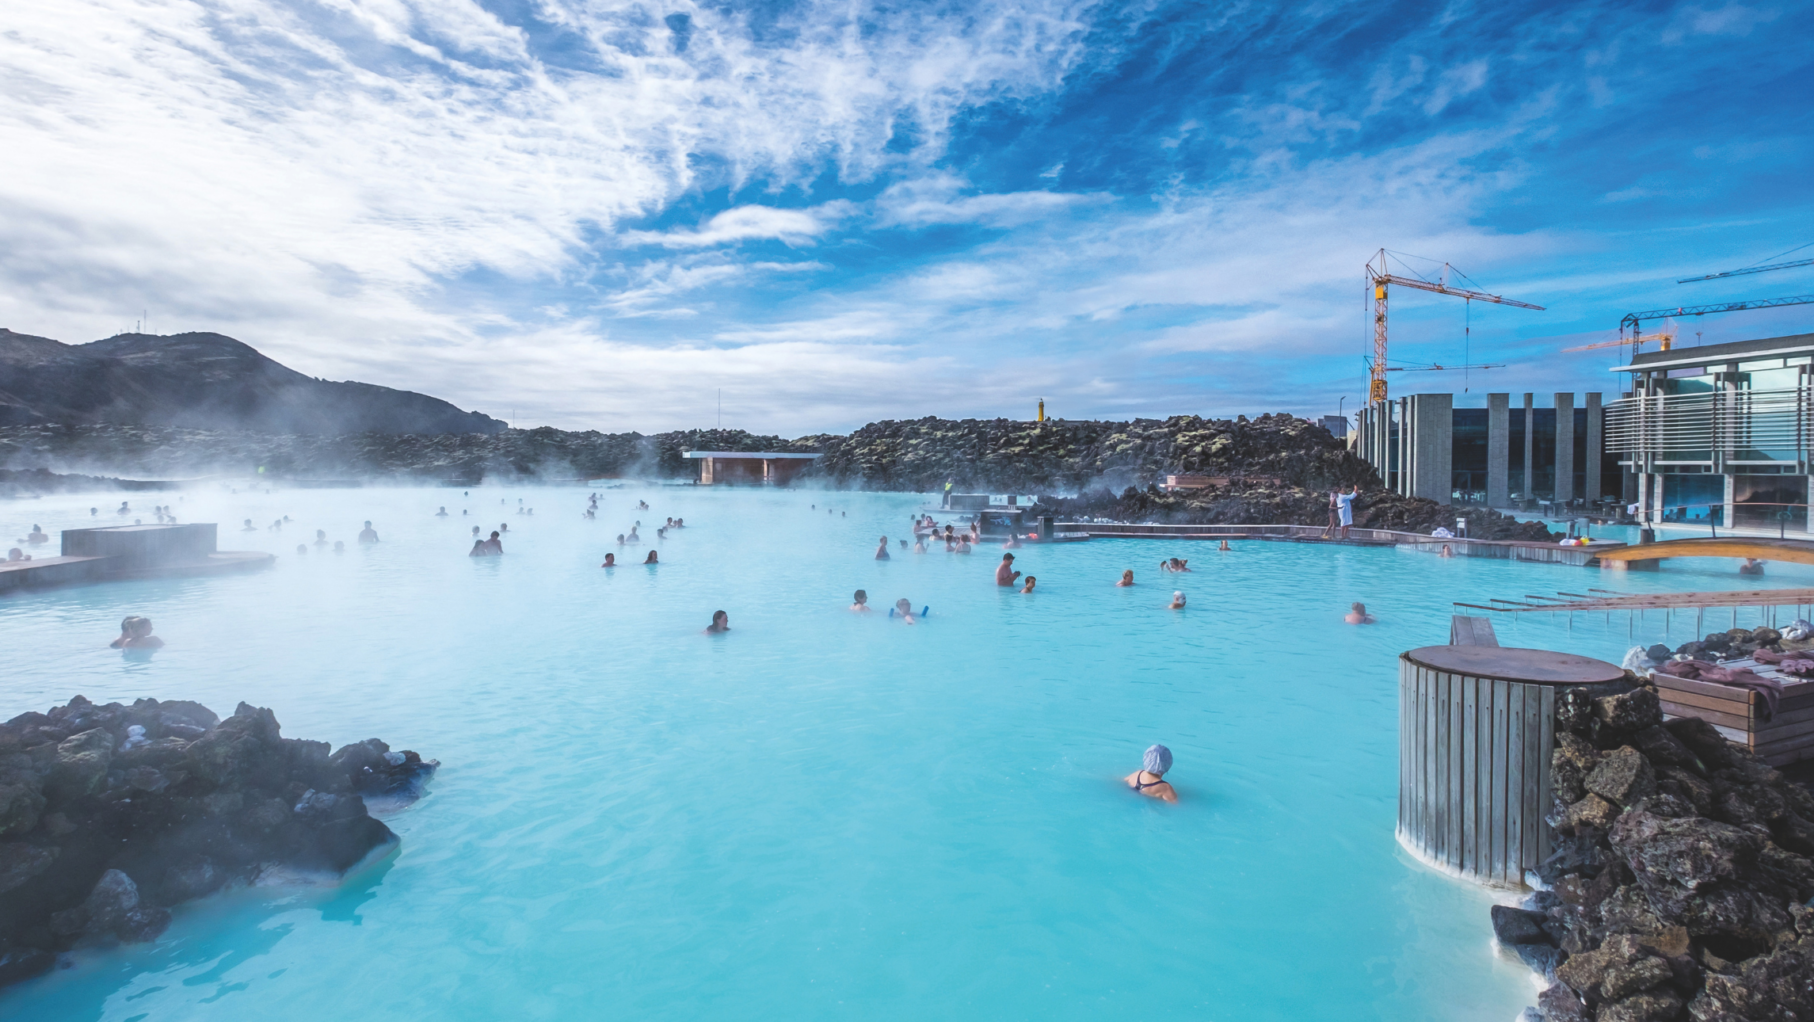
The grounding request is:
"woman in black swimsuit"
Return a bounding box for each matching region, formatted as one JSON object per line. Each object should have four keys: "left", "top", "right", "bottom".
{"left": 1123, "top": 744, "right": 1178, "bottom": 803}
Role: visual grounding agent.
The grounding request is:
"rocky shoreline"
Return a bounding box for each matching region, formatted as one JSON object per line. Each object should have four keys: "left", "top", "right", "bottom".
{"left": 1489, "top": 665, "right": 1814, "bottom": 1022}
{"left": 0, "top": 415, "right": 1557, "bottom": 540}
{"left": 0, "top": 696, "right": 435, "bottom": 989}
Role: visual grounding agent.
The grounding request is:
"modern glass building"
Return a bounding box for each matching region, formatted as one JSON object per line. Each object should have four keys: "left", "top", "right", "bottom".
{"left": 1606, "top": 331, "right": 1814, "bottom": 531}
{"left": 1355, "top": 393, "right": 1623, "bottom": 510}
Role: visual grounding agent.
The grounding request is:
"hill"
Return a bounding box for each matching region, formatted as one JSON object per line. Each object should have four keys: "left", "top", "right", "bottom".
{"left": 0, "top": 330, "right": 504, "bottom": 435}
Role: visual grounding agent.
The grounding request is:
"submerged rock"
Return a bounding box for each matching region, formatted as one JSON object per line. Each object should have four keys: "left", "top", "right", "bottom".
{"left": 0, "top": 696, "right": 437, "bottom": 989}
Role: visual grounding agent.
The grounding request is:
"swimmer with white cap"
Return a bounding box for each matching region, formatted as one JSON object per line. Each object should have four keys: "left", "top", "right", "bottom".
{"left": 1168, "top": 591, "right": 1186, "bottom": 610}
{"left": 1124, "top": 744, "right": 1177, "bottom": 803}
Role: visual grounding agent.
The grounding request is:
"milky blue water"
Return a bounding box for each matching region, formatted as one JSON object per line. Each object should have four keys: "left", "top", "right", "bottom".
{"left": 4, "top": 485, "right": 1810, "bottom": 1021}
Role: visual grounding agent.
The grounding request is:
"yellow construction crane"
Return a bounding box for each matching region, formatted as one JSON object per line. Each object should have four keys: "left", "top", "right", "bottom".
{"left": 1366, "top": 249, "right": 1545, "bottom": 403}
{"left": 1561, "top": 325, "right": 1675, "bottom": 355}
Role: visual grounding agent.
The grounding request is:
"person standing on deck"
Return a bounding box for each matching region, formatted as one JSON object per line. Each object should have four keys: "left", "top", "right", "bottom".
{"left": 1325, "top": 490, "right": 1341, "bottom": 538}
{"left": 1336, "top": 486, "right": 1357, "bottom": 539}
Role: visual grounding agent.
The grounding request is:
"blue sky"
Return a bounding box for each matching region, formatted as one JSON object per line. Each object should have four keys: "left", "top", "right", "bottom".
{"left": 1, "top": 0, "right": 1810, "bottom": 433}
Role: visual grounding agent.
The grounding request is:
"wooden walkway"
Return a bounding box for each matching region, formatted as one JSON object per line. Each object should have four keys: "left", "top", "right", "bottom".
{"left": 1456, "top": 587, "right": 1814, "bottom": 615}
{"left": 1595, "top": 536, "right": 1814, "bottom": 567}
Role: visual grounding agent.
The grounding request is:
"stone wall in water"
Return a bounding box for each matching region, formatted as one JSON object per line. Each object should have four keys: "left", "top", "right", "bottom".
{"left": 1490, "top": 669, "right": 1814, "bottom": 1022}
{"left": 0, "top": 696, "right": 436, "bottom": 989}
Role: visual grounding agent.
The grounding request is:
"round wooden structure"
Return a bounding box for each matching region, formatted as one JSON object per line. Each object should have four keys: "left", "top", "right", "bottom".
{"left": 1398, "top": 645, "right": 1624, "bottom": 887}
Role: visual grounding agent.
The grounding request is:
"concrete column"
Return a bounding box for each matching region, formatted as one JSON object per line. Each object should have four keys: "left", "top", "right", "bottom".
{"left": 1408, "top": 393, "right": 1454, "bottom": 504}
{"left": 1584, "top": 392, "right": 1602, "bottom": 504}
{"left": 1652, "top": 473, "right": 1665, "bottom": 525}
{"left": 1522, "top": 393, "right": 1535, "bottom": 507}
{"left": 1723, "top": 472, "right": 1735, "bottom": 531}
{"left": 1554, "top": 393, "right": 1575, "bottom": 506}
{"left": 1486, "top": 393, "right": 1510, "bottom": 508}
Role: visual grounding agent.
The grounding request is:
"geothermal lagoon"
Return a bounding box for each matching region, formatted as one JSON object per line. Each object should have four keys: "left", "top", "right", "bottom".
{"left": 2, "top": 484, "right": 1801, "bottom": 1020}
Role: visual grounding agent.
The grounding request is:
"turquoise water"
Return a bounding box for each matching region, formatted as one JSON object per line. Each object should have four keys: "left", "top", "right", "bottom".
{"left": 4, "top": 485, "right": 1810, "bottom": 1021}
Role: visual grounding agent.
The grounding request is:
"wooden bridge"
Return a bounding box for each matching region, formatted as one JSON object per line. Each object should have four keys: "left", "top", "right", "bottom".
{"left": 1593, "top": 537, "right": 1814, "bottom": 567}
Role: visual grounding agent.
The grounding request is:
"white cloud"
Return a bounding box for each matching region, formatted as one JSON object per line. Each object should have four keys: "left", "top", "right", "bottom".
{"left": 874, "top": 176, "right": 1098, "bottom": 228}
{"left": 624, "top": 204, "right": 847, "bottom": 249}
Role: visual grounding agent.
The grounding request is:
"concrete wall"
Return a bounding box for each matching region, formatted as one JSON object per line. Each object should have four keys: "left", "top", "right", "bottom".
{"left": 1406, "top": 393, "right": 1453, "bottom": 504}
{"left": 1554, "top": 393, "right": 1575, "bottom": 505}
{"left": 61, "top": 524, "right": 217, "bottom": 568}
{"left": 1487, "top": 393, "right": 1510, "bottom": 508}
{"left": 1585, "top": 392, "right": 1602, "bottom": 503}
{"left": 1523, "top": 393, "right": 1535, "bottom": 506}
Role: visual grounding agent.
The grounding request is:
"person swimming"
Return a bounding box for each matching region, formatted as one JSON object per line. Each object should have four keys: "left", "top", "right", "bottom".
{"left": 644, "top": 550, "right": 658, "bottom": 564}
{"left": 876, "top": 536, "right": 891, "bottom": 560}
{"left": 110, "top": 615, "right": 165, "bottom": 649}
{"left": 1020, "top": 575, "right": 1036, "bottom": 593}
{"left": 617, "top": 533, "right": 626, "bottom": 546}
{"left": 1168, "top": 591, "right": 1186, "bottom": 610}
{"left": 1003, "top": 533, "right": 1022, "bottom": 549}
{"left": 8, "top": 547, "right": 30, "bottom": 562}
{"left": 1439, "top": 544, "right": 1454, "bottom": 558}
{"left": 1741, "top": 557, "right": 1766, "bottom": 575}
{"left": 913, "top": 536, "right": 927, "bottom": 553}
{"left": 601, "top": 553, "right": 617, "bottom": 567}
{"left": 242, "top": 518, "right": 257, "bottom": 532}
{"left": 333, "top": 540, "right": 345, "bottom": 554}
{"left": 1117, "top": 569, "right": 1134, "bottom": 586}
{"left": 892, "top": 598, "right": 917, "bottom": 624}
{"left": 995, "top": 553, "right": 1020, "bottom": 586}
{"left": 296, "top": 544, "right": 308, "bottom": 556}
{"left": 314, "top": 529, "right": 329, "bottom": 547}
{"left": 1124, "top": 744, "right": 1178, "bottom": 803}
{"left": 1218, "top": 540, "right": 1231, "bottom": 552}
{"left": 706, "top": 610, "right": 730, "bottom": 633}
{"left": 1345, "top": 602, "right": 1375, "bottom": 624}
{"left": 851, "top": 589, "right": 871, "bottom": 612}
{"left": 358, "top": 520, "right": 379, "bottom": 543}
{"left": 955, "top": 537, "right": 972, "bottom": 554}
{"left": 436, "top": 506, "right": 449, "bottom": 517}
{"left": 25, "top": 525, "right": 48, "bottom": 544}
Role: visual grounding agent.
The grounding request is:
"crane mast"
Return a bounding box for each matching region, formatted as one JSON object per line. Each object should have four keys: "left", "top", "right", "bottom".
{"left": 1365, "top": 249, "right": 1543, "bottom": 404}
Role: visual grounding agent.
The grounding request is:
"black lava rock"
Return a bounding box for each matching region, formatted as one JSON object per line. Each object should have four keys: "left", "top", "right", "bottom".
{"left": 0, "top": 696, "right": 437, "bottom": 989}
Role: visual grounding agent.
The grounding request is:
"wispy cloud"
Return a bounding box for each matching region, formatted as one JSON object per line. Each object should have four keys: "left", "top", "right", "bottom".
{"left": 0, "top": 0, "right": 1808, "bottom": 433}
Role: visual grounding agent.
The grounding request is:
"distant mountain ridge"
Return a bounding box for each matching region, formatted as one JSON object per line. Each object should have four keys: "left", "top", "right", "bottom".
{"left": 0, "top": 329, "right": 505, "bottom": 435}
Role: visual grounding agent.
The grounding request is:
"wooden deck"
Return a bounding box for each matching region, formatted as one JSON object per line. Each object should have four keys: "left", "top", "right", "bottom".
{"left": 1653, "top": 662, "right": 1814, "bottom": 766}
{"left": 1457, "top": 587, "right": 1814, "bottom": 616}
{"left": 1596, "top": 536, "right": 1814, "bottom": 567}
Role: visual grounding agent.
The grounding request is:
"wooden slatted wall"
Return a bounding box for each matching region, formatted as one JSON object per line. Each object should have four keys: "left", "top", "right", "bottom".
{"left": 1399, "top": 656, "right": 1555, "bottom": 887}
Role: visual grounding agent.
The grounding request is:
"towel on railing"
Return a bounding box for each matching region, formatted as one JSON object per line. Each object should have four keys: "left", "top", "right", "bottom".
{"left": 1658, "top": 660, "right": 1784, "bottom": 720}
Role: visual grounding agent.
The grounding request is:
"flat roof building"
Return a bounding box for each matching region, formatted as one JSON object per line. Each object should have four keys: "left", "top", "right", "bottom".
{"left": 1355, "top": 392, "right": 1619, "bottom": 515}
{"left": 1607, "top": 331, "right": 1814, "bottom": 532}
{"left": 683, "top": 451, "right": 820, "bottom": 485}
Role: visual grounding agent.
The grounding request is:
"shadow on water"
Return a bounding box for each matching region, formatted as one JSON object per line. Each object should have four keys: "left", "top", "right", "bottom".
{"left": 317, "top": 859, "right": 393, "bottom": 925}
{"left": 3, "top": 865, "right": 395, "bottom": 1020}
